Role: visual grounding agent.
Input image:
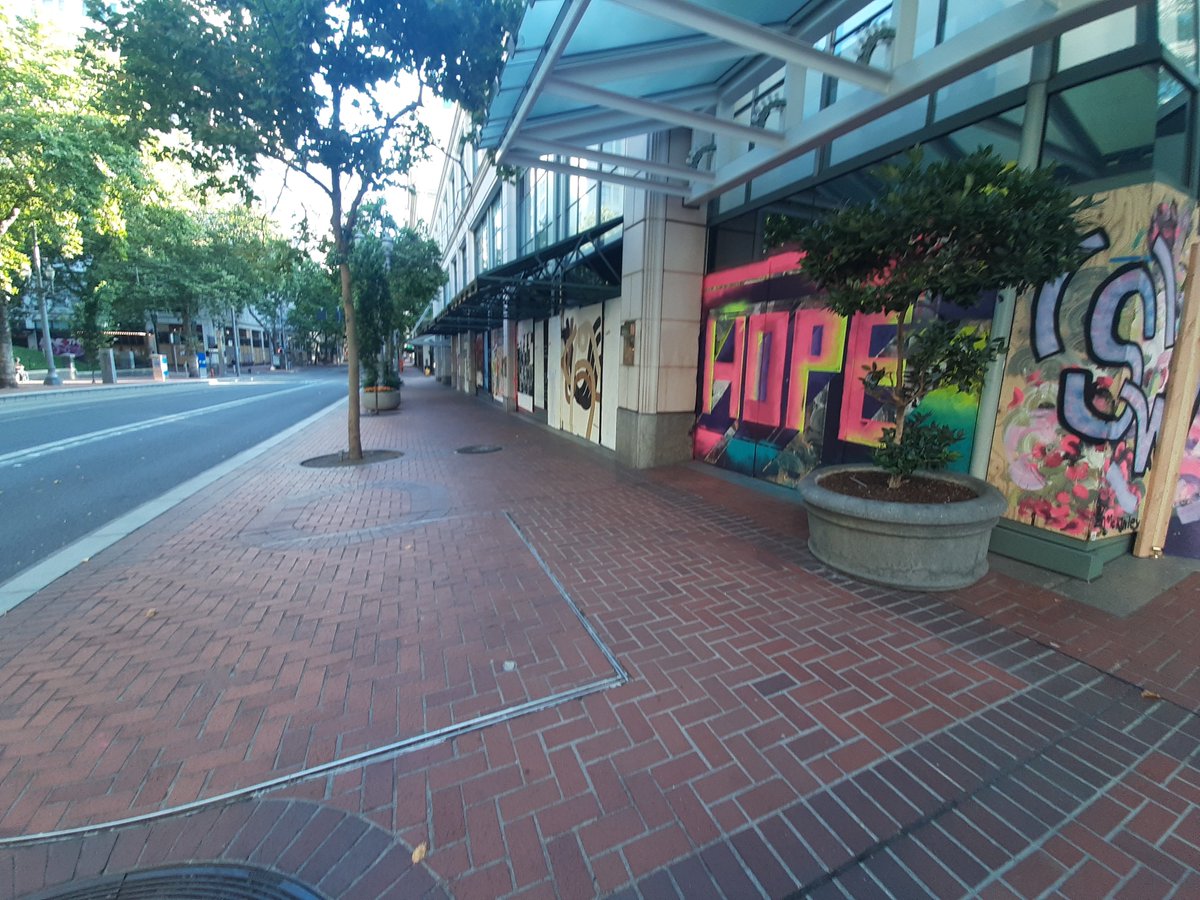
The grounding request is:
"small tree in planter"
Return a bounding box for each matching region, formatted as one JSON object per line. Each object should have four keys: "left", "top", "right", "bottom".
{"left": 785, "top": 147, "right": 1092, "bottom": 589}
{"left": 788, "top": 147, "right": 1091, "bottom": 495}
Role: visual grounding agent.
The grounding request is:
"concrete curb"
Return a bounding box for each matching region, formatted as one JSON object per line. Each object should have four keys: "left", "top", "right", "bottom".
{"left": 0, "top": 394, "right": 345, "bottom": 616}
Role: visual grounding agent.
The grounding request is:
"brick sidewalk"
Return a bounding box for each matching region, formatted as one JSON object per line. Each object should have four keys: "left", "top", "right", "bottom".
{"left": 2, "top": 376, "right": 1197, "bottom": 898}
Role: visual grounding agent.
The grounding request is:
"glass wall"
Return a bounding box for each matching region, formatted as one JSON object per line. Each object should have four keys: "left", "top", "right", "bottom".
{"left": 519, "top": 142, "right": 626, "bottom": 256}
{"left": 1160, "top": 0, "right": 1198, "bottom": 73}
{"left": 1042, "top": 64, "right": 1193, "bottom": 191}
{"left": 474, "top": 192, "right": 504, "bottom": 275}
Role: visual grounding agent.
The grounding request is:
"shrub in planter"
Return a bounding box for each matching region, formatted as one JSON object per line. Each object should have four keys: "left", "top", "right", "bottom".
{"left": 781, "top": 147, "right": 1094, "bottom": 587}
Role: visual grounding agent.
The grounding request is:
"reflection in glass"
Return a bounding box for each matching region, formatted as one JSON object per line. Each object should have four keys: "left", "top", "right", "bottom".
{"left": 1043, "top": 66, "right": 1191, "bottom": 190}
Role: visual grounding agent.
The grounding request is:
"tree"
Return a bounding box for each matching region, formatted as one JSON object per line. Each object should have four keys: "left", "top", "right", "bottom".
{"left": 90, "top": 0, "right": 520, "bottom": 457}
{"left": 784, "top": 147, "right": 1091, "bottom": 487}
{"left": 285, "top": 256, "right": 342, "bottom": 365}
{"left": 347, "top": 204, "right": 445, "bottom": 388}
{"left": 89, "top": 198, "right": 280, "bottom": 375}
{"left": 387, "top": 227, "right": 446, "bottom": 346}
{"left": 0, "top": 11, "right": 144, "bottom": 388}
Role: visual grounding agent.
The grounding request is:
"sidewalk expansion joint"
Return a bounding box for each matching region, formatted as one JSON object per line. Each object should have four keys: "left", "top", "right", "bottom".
{"left": 0, "top": 512, "right": 629, "bottom": 849}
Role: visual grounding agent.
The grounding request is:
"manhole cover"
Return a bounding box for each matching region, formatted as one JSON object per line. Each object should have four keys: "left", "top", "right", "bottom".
{"left": 300, "top": 449, "right": 403, "bottom": 468}
{"left": 28, "top": 863, "right": 324, "bottom": 900}
{"left": 456, "top": 445, "right": 502, "bottom": 454}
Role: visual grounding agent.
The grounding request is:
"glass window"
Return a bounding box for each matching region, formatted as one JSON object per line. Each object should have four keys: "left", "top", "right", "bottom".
{"left": 942, "top": 0, "right": 1021, "bottom": 42}
{"left": 1042, "top": 65, "right": 1190, "bottom": 189}
{"left": 599, "top": 140, "right": 626, "bottom": 223}
{"left": 474, "top": 193, "right": 504, "bottom": 275}
{"left": 827, "top": 1, "right": 893, "bottom": 104}
{"left": 1155, "top": 69, "right": 1192, "bottom": 189}
{"left": 1058, "top": 9, "right": 1139, "bottom": 71}
{"left": 520, "top": 167, "right": 555, "bottom": 254}
{"left": 567, "top": 156, "right": 599, "bottom": 234}
{"left": 1159, "top": 0, "right": 1198, "bottom": 74}
{"left": 934, "top": 52, "right": 1031, "bottom": 121}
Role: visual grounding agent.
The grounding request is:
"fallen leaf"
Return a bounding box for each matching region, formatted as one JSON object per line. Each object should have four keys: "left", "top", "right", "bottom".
{"left": 1141, "top": 690, "right": 1162, "bottom": 701}
{"left": 411, "top": 841, "right": 428, "bottom": 864}
{"left": 145, "top": 608, "right": 157, "bottom": 618}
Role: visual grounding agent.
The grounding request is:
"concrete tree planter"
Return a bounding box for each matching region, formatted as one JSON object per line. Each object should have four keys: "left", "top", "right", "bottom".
{"left": 361, "top": 388, "right": 401, "bottom": 412}
{"left": 798, "top": 464, "right": 1007, "bottom": 591}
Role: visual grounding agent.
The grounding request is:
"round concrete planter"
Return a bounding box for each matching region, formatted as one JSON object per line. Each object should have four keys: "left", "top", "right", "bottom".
{"left": 797, "top": 463, "right": 1007, "bottom": 591}
{"left": 361, "top": 388, "right": 401, "bottom": 412}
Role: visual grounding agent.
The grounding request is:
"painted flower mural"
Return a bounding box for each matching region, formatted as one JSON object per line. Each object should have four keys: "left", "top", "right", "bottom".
{"left": 988, "top": 183, "right": 1195, "bottom": 543}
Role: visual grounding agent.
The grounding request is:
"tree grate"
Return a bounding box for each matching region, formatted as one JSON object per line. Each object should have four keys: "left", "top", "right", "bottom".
{"left": 26, "top": 863, "right": 325, "bottom": 900}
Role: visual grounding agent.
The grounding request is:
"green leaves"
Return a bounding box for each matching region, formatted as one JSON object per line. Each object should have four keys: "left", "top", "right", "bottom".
{"left": 0, "top": 10, "right": 144, "bottom": 293}
{"left": 772, "top": 145, "right": 1092, "bottom": 481}
{"left": 779, "top": 147, "right": 1092, "bottom": 316}
{"left": 873, "top": 413, "right": 964, "bottom": 486}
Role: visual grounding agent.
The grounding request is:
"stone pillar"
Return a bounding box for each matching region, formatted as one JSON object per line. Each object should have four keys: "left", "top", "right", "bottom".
{"left": 615, "top": 129, "right": 707, "bottom": 469}
{"left": 99, "top": 349, "right": 118, "bottom": 384}
{"left": 502, "top": 319, "right": 517, "bottom": 412}
{"left": 438, "top": 341, "right": 452, "bottom": 386}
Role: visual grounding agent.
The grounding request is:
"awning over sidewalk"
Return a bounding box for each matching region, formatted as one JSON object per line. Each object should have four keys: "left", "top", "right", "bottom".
{"left": 419, "top": 216, "right": 623, "bottom": 335}
{"left": 481, "top": 0, "right": 1138, "bottom": 207}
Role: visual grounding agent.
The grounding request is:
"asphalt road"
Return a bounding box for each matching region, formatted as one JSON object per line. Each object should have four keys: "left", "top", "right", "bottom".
{"left": 0, "top": 371, "right": 347, "bottom": 586}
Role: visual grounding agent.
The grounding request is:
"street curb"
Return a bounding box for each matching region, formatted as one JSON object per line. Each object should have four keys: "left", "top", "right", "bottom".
{"left": 0, "top": 395, "right": 346, "bottom": 616}
{"left": 0, "top": 379, "right": 202, "bottom": 406}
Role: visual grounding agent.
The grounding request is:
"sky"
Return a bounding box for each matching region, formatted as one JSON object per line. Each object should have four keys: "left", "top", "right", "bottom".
{"left": 21, "top": 0, "right": 457, "bottom": 240}
{"left": 254, "top": 98, "right": 456, "bottom": 237}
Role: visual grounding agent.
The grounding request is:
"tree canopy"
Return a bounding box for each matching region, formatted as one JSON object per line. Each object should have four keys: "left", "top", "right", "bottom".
{"left": 0, "top": 11, "right": 144, "bottom": 388}
{"left": 89, "top": 0, "right": 521, "bottom": 455}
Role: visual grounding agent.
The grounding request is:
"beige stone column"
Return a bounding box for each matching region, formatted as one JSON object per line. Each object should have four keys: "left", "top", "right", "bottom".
{"left": 616, "top": 129, "right": 707, "bottom": 469}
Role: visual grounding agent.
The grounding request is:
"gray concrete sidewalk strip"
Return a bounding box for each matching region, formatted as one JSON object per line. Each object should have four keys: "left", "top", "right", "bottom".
{"left": 0, "top": 395, "right": 345, "bottom": 616}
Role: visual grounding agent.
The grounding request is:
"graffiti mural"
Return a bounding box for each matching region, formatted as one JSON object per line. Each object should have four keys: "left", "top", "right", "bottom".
{"left": 1165, "top": 392, "right": 1200, "bottom": 557}
{"left": 473, "top": 334, "right": 485, "bottom": 389}
{"left": 490, "top": 327, "right": 508, "bottom": 402}
{"left": 517, "top": 320, "right": 534, "bottom": 411}
{"left": 694, "top": 253, "right": 992, "bottom": 488}
{"left": 988, "top": 183, "right": 1196, "bottom": 541}
{"left": 559, "top": 304, "right": 603, "bottom": 441}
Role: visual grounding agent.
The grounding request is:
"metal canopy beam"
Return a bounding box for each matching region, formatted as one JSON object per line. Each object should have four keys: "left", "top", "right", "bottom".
{"left": 610, "top": 0, "right": 891, "bottom": 91}
{"left": 506, "top": 153, "right": 694, "bottom": 197}
{"left": 512, "top": 136, "right": 717, "bottom": 182}
{"left": 522, "top": 85, "right": 718, "bottom": 143}
{"left": 690, "top": 0, "right": 1141, "bottom": 205}
{"left": 545, "top": 77, "right": 786, "bottom": 147}
{"left": 555, "top": 34, "right": 745, "bottom": 82}
{"left": 496, "top": 0, "right": 594, "bottom": 160}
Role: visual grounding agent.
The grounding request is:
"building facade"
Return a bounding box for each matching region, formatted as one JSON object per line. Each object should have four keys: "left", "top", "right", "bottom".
{"left": 419, "top": 0, "right": 1200, "bottom": 575}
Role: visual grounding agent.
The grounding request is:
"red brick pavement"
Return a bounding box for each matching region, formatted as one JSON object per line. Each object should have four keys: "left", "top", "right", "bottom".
{"left": 2, "top": 375, "right": 1198, "bottom": 898}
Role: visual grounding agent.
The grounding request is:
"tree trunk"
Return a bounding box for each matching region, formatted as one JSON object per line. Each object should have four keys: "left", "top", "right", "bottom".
{"left": 0, "top": 206, "right": 19, "bottom": 389}
{"left": 0, "top": 295, "right": 16, "bottom": 389}
{"left": 181, "top": 306, "right": 198, "bottom": 376}
{"left": 333, "top": 187, "right": 362, "bottom": 461}
{"left": 892, "top": 312, "right": 908, "bottom": 445}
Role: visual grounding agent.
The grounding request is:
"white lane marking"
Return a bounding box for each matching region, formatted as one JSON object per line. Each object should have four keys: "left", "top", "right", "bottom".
{"left": 0, "top": 383, "right": 317, "bottom": 469}
{"left": 0, "top": 395, "right": 346, "bottom": 615}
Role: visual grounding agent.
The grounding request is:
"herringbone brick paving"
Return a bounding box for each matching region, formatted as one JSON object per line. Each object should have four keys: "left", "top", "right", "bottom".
{"left": 1, "top": 374, "right": 1197, "bottom": 898}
